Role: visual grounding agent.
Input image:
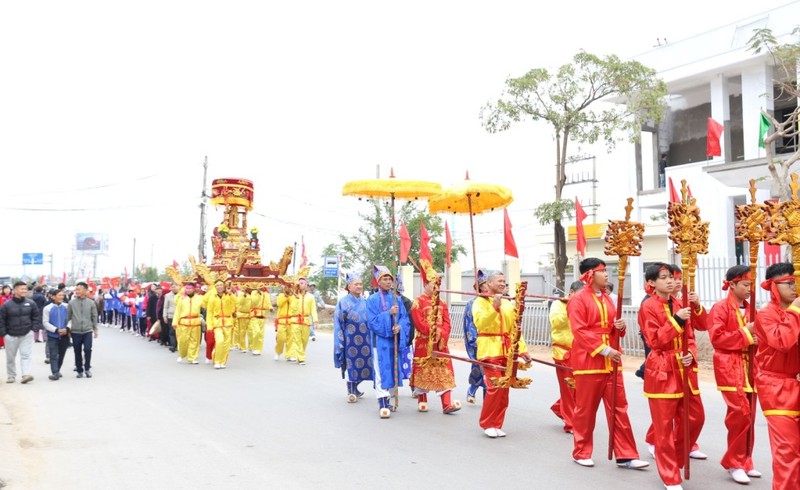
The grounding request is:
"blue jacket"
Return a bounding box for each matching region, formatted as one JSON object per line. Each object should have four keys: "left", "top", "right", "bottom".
{"left": 43, "top": 302, "right": 68, "bottom": 339}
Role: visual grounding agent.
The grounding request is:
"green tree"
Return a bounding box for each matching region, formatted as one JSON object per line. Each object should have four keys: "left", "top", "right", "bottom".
{"left": 748, "top": 26, "right": 800, "bottom": 201}
{"left": 326, "top": 200, "right": 466, "bottom": 288}
{"left": 140, "top": 266, "right": 160, "bottom": 283}
{"left": 481, "top": 50, "right": 668, "bottom": 291}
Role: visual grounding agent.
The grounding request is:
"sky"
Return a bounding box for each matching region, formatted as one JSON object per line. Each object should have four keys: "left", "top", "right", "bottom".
{"left": 0, "top": 0, "right": 795, "bottom": 282}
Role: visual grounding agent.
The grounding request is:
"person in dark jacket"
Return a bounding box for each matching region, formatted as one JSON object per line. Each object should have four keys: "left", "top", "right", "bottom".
{"left": 0, "top": 281, "right": 42, "bottom": 383}
{"left": 31, "top": 286, "right": 46, "bottom": 343}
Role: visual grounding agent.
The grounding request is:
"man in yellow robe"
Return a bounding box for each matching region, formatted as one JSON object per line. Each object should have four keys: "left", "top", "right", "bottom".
{"left": 205, "top": 281, "right": 237, "bottom": 369}
{"left": 173, "top": 283, "right": 203, "bottom": 364}
{"left": 289, "top": 278, "right": 318, "bottom": 365}
{"left": 234, "top": 288, "right": 252, "bottom": 352}
{"left": 275, "top": 284, "right": 296, "bottom": 361}
{"left": 249, "top": 286, "right": 273, "bottom": 355}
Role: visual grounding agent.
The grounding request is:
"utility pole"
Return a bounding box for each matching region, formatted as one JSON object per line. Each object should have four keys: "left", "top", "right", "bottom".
{"left": 199, "top": 156, "right": 209, "bottom": 262}
{"left": 132, "top": 237, "right": 136, "bottom": 284}
{"left": 48, "top": 253, "right": 54, "bottom": 279}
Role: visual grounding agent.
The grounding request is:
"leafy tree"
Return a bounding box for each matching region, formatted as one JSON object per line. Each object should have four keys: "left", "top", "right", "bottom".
{"left": 140, "top": 266, "right": 160, "bottom": 283}
{"left": 748, "top": 26, "right": 800, "bottom": 201}
{"left": 481, "top": 50, "right": 668, "bottom": 291}
{"left": 326, "top": 200, "right": 466, "bottom": 289}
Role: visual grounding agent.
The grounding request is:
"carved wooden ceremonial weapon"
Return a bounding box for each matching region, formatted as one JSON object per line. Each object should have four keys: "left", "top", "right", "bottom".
{"left": 735, "top": 178, "right": 768, "bottom": 458}
{"left": 489, "top": 281, "right": 533, "bottom": 389}
{"left": 766, "top": 173, "right": 800, "bottom": 289}
{"left": 413, "top": 276, "right": 456, "bottom": 391}
{"left": 603, "top": 197, "right": 645, "bottom": 461}
{"left": 667, "top": 179, "right": 709, "bottom": 480}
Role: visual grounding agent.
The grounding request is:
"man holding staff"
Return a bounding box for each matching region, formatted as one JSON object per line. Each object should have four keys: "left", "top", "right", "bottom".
{"left": 567, "top": 258, "right": 647, "bottom": 469}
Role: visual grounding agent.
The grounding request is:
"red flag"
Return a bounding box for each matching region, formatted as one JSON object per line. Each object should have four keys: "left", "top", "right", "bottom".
{"left": 575, "top": 197, "right": 587, "bottom": 257}
{"left": 707, "top": 117, "right": 723, "bottom": 157}
{"left": 300, "top": 236, "right": 308, "bottom": 268}
{"left": 445, "top": 222, "right": 452, "bottom": 267}
{"left": 503, "top": 209, "right": 519, "bottom": 258}
{"left": 61, "top": 272, "right": 66, "bottom": 284}
{"left": 38, "top": 275, "right": 45, "bottom": 285}
{"left": 172, "top": 260, "right": 179, "bottom": 269}
{"left": 419, "top": 222, "right": 432, "bottom": 266}
{"left": 668, "top": 177, "right": 680, "bottom": 203}
{"left": 399, "top": 222, "right": 411, "bottom": 263}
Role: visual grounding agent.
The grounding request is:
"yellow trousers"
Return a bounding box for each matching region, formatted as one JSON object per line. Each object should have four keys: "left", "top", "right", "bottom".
{"left": 290, "top": 323, "right": 311, "bottom": 362}
{"left": 177, "top": 326, "right": 202, "bottom": 362}
{"left": 249, "top": 317, "right": 266, "bottom": 353}
{"left": 275, "top": 324, "right": 290, "bottom": 357}
{"left": 235, "top": 318, "right": 250, "bottom": 350}
{"left": 213, "top": 327, "right": 233, "bottom": 365}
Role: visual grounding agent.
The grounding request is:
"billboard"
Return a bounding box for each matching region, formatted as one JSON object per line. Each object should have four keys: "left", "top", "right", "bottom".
{"left": 76, "top": 233, "right": 108, "bottom": 252}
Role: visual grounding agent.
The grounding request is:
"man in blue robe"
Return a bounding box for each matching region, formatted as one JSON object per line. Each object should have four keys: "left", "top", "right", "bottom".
{"left": 464, "top": 270, "right": 489, "bottom": 404}
{"left": 334, "top": 273, "right": 374, "bottom": 402}
{"left": 366, "top": 265, "right": 412, "bottom": 419}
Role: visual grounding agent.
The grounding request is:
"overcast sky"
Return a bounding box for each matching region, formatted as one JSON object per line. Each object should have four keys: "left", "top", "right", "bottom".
{"left": 0, "top": 0, "right": 793, "bottom": 281}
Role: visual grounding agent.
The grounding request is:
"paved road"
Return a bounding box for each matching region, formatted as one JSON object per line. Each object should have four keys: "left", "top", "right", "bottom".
{"left": 0, "top": 326, "right": 773, "bottom": 489}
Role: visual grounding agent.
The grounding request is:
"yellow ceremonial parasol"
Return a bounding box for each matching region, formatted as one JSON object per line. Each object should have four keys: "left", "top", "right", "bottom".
{"left": 342, "top": 167, "right": 442, "bottom": 274}
{"left": 428, "top": 171, "right": 513, "bottom": 283}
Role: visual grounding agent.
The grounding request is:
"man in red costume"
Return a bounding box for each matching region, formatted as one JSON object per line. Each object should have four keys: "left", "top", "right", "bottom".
{"left": 567, "top": 257, "right": 648, "bottom": 469}
{"left": 754, "top": 262, "right": 800, "bottom": 490}
{"left": 708, "top": 264, "right": 760, "bottom": 484}
{"left": 409, "top": 261, "right": 460, "bottom": 414}
{"left": 638, "top": 263, "right": 707, "bottom": 490}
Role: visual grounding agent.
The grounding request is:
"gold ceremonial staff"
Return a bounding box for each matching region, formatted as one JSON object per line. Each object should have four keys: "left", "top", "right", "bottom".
{"left": 602, "top": 197, "right": 644, "bottom": 461}
{"left": 734, "top": 179, "right": 768, "bottom": 459}
{"left": 492, "top": 282, "right": 532, "bottom": 389}
{"left": 667, "top": 179, "right": 709, "bottom": 480}
{"left": 766, "top": 173, "right": 800, "bottom": 289}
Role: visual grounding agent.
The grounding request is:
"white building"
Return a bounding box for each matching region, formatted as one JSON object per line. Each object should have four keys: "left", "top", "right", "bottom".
{"left": 559, "top": 2, "right": 799, "bottom": 304}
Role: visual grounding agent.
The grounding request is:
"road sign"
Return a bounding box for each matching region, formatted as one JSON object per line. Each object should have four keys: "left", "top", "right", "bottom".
{"left": 323, "top": 256, "right": 339, "bottom": 278}
{"left": 22, "top": 253, "right": 44, "bottom": 265}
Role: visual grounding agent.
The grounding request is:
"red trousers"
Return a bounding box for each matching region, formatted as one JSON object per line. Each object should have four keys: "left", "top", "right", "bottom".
{"left": 205, "top": 329, "right": 216, "bottom": 360}
{"left": 479, "top": 357, "right": 510, "bottom": 430}
{"left": 765, "top": 414, "right": 800, "bottom": 490}
{"left": 645, "top": 395, "right": 704, "bottom": 452}
{"left": 550, "top": 358, "right": 575, "bottom": 432}
{"left": 720, "top": 390, "right": 754, "bottom": 471}
{"left": 572, "top": 371, "right": 638, "bottom": 460}
{"left": 648, "top": 395, "right": 705, "bottom": 485}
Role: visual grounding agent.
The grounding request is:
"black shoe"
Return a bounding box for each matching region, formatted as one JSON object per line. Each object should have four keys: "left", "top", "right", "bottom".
{"left": 635, "top": 370, "right": 644, "bottom": 379}
{"left": 49, "top": 374, "right": 59, "bottom": 381}
{"left": 45, "top": 359, "right": 50, "bottom": 364}
{"left": 76, "top": 372, "right": 84, "bottom": 378}
{"left": 85, "top": 370, "right": 92, "bottom": 378}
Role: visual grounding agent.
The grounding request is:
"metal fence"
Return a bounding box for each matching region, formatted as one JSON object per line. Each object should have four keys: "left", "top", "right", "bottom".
{"left": 692, "top": 254, "right": 774, "bottom": 309}
{"left": 448, "top": 302, "right": 646, "bottom": 357}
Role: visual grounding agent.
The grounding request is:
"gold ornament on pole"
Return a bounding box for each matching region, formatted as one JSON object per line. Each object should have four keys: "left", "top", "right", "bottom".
{"left": 489, "top": 281, "right": 532, "bottom": 389}
{"left": 667, "top": 179, "right": 709, "bottom": 480}
{"left": 734, "top": 178, "right": 767, "bottom": 460}
{"left": 766, "top": 173, "right": 800, "bottom": 289}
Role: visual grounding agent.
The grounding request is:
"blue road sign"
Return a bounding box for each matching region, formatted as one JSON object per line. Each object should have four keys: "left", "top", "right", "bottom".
{"left": 323, "top": 256, "right": 339, "bottom": 278}
{"left": 22, "top": 253, "right": 44, "bottom": 265}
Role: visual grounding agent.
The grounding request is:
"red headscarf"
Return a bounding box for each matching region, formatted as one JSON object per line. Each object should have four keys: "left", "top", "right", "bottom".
{"left": 579, "top": 264, "right": 606, "bottom": 286}
{"left": 761, "top": 275, "right": 794, "bottom": 305}
{"left": 722, "top": 271, "right": 751, "bottom": 291}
